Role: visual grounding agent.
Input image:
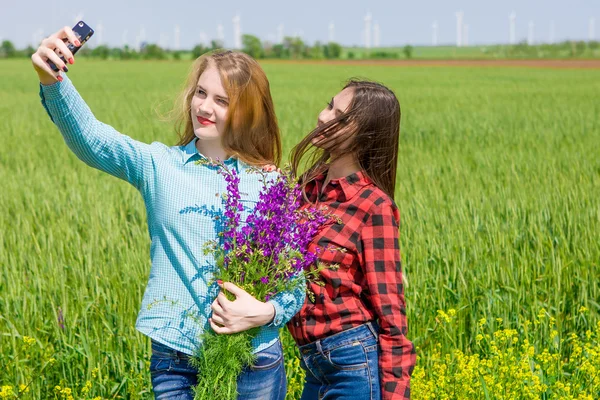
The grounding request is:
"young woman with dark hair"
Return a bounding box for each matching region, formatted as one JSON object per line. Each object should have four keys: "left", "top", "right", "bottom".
{"left": 288, "top": 80, "right": 417, "bottom": 400}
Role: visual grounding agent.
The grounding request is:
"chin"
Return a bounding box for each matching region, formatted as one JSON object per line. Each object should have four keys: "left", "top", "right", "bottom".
{"left": 194, "top": 129, "right": 220, "bottom": 140}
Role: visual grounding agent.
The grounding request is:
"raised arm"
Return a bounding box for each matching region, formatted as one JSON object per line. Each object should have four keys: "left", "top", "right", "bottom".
{"left": 32, "top": 26, "right": 153, "bottom": 190}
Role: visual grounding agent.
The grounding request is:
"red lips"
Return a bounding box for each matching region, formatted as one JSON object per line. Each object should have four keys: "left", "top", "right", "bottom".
{"left": 197, "top": 116, "right": 215, "bottom": 126}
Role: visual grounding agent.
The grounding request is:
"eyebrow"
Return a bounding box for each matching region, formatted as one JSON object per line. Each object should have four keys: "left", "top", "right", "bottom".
{"left": 330, "top": 98, "right": 343, "bottom": 115}
{"left": 197, "top": 85, "right": 229, "bottom": 101}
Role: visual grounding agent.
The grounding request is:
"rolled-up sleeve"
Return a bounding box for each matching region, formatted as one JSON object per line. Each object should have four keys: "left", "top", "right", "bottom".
{"left": 267, "top": 274, "right": 306, "bottom": 328}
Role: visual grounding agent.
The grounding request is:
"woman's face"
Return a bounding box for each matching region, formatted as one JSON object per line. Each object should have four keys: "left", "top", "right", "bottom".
{"left": 190, "top": 64, "right": 229, "bottom": 142}
{"left": 313, "top": 87, "right": 355, "bottom": 150}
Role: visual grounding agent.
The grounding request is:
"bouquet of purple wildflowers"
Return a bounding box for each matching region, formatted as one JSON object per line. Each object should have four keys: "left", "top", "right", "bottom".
{"left": 191, "top": 161, "right": 329, "bottom": 400}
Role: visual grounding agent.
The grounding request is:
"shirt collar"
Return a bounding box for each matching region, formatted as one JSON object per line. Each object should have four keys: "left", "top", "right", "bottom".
{"left": 182, "top": 138, "right": 237, "bottom": 167}
{"left": 181, "top": 138, "right": 200, "bottom": 164}
{"left": 311, "top": 169, "right": 372, "bottom": 202}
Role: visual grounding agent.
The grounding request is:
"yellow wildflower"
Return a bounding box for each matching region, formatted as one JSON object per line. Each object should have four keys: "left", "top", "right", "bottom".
{"left": 0, "top": 386, "right": 15, "bottom": 399}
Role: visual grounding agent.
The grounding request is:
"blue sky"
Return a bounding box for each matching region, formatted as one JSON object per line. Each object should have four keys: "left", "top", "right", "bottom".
{"left": 1, "top": 0, "right": 598, "bottom": 49}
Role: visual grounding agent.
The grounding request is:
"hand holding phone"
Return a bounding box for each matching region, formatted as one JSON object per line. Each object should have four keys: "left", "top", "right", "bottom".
{"left": 31, "top": 22, "right": 94, "bottom": 85}
{"left": 48, "top": 21, "right": 94, "bottom": 72}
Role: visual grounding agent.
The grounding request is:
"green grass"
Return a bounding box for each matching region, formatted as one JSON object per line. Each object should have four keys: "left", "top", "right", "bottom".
{"left": 1, "top": 59, "right": 599, "bottom": 398}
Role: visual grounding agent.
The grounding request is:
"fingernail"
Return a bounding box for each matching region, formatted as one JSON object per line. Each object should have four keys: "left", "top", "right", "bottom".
{"left": 57, "top": 76, "right": 63, "bottom": 82}
{"left": 74, "top": 40, "right": 81, "bottom": 47}
{"left": 62, "top": 66, "right": 69, "bottom": 72}
{"left": 216, "top": 280, "right": 223, "bottom": 285}
{"left": 68, "top": 58, "right": 74, "bottom": 64}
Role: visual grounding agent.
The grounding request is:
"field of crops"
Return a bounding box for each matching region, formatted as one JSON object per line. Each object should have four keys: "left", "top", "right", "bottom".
{"left": 1, "top": 59, "right": 599, "bottom": 399}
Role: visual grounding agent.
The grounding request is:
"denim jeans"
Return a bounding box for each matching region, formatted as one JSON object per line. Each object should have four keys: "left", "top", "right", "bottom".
{"left": 298, "top": 322, "right": 381, "bottom": 400}
{"left": 150, "top": 339, "right": 286, "bottom": 400}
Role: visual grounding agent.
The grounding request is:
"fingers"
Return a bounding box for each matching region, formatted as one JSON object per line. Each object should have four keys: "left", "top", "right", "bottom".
{"left": 209, "top": 318, "right": 233, "bottom": 334}
{"left": 40, "top": 46, "right": 68, "bottom": 73}
{"left": 62, "top": 25, "right": 81, "bottom": 47}
{"left": 53, "top": 37, "right": 74, "bottom": 65}
{"left": 216, "top": 291, "right": 232, "bottom": 308}
{"left": 211, "top": 297, "right": 225, "bottom": 315}
{"left": 221, "top": 282, "right": 246, "bottom": 297}
{"left": 261, "top": 165, "right": 283, "bottom": 174}
{"left": 210, "top": 312, "right": 226, "bottom": 326}
{"left": 31, "top": 53, "right": 59, "bottom": 80}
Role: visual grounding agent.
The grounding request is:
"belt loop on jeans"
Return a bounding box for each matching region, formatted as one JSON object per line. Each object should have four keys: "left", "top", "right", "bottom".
{"left": 366, "top": 321, "right": 379, "bottom": 339}
{"left": 316, "top": 340, "right": 325, "bottom": 357}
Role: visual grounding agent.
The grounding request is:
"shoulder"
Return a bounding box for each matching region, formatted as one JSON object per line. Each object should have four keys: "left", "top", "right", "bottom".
{"left": 147, "top": 141, "right": 175, "bottom": 157}
{"left": 359, "top": 185, "right": 400, "bottom": 226}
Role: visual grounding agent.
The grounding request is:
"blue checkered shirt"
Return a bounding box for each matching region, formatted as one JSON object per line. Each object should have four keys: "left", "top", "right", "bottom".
{"left": 39, "top": 75, "right": 305, "bottom": 355}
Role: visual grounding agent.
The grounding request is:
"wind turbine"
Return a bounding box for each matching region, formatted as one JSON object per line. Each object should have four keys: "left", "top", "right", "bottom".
{"left": 590, "top": 17, "right": 596, "bottom": 41}
{"left": 549, "top": 20, "right": 555, "bottom": 43}
{"left": 329, "top": 21, "right": 335, "bottom": 42}
{"left": 232, "top": 15, "right": 241, "bottom": 49}
{"left": 455, "top": 11, "right": 464, "bottom": 47}
{"left": 364, "top": 12, "right": 372, "bottom": 49}
{"left": 528, "top": 21, "right": 535, "bottom": 45}
{"left": 432, "top": 21, "right": 438, "bottom": 46}
{"left": 373, "top": 21, "right": 380, "bottom": 47}
{"left": 136, "top": 26, "right": 146, "bottom": 51}
{"left": 277, "top": 24, "right": 284, "bottom": 43}
{"left": 96, "top": 21, "right": 104, "bottom": 45}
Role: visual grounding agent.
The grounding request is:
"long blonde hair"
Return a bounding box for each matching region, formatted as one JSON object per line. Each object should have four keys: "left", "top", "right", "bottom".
{"left": 173, "top": 50, "right": 281, "bottom": 166}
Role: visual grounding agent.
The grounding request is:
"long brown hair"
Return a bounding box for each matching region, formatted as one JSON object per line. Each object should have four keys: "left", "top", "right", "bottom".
{"left": 173, "top": 50, "right": 281, "bottom": 166}
{"left": 291, "top": 80, "right": 401, "bottom": 199}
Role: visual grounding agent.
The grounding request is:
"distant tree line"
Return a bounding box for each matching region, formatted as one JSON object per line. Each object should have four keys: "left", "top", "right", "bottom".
{"left": 1, "top": 37, "right": 599, "bottom": 60}
{"left": 0, "top": 35, "right": 344, "bottom": 60}
{"left": 503, "top": 40, "right": 599, "bottom": 58}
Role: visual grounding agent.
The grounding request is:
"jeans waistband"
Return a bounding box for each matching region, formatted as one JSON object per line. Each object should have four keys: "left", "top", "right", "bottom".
{"left": 298, "top": 322, "right": 379, "bottom": 355}
{"left": 151, "top": 339, "right": 191, "bottom": 360}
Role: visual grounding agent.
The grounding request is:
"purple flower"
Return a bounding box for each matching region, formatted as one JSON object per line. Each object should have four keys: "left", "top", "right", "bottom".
{"left": 212, "top": 163, "right": 330, "bottom": 301}
{"left": 57, "top": 307, "right": 65, "bottom": 330}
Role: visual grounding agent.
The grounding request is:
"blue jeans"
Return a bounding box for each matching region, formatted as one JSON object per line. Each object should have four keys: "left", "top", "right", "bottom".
{"left": 298, "top": 322, "right": 381, "bottom": 400}
{"left": 150, "top": 339, "right": 286, "bottom": 400}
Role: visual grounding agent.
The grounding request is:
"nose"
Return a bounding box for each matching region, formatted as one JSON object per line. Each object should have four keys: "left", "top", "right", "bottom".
{"left": 198, "top": 99, "right": 213, "bottom": 116}
{"left": 318, "top": 108, "right": 332, "bottom": 126}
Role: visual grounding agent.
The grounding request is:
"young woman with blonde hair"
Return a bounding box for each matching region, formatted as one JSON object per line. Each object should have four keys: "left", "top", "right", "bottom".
{"left": 32, "top": 25, "right": 303, "bottom": 400}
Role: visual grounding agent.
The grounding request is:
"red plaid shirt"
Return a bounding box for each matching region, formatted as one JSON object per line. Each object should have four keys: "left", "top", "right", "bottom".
{"left": 288, "top": 170, "right": 416, "bottom": 400}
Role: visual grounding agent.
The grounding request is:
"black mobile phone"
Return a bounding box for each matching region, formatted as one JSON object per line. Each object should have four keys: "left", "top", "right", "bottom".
{"left": 48, "top": 21, "right": 94, "bottom": 72}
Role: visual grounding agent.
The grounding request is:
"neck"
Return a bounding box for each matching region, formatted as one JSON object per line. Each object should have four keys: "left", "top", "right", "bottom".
{"left": 195, "top": 139, "right": 229, "bottom": 161}
{"left": 326, "top": 153, "right": 361, "bottom": 182}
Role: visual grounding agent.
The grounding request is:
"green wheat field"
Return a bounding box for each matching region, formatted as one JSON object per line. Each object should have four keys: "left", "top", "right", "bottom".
{"left": 1, "top": 59, "right": 599, "bottom": 399}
